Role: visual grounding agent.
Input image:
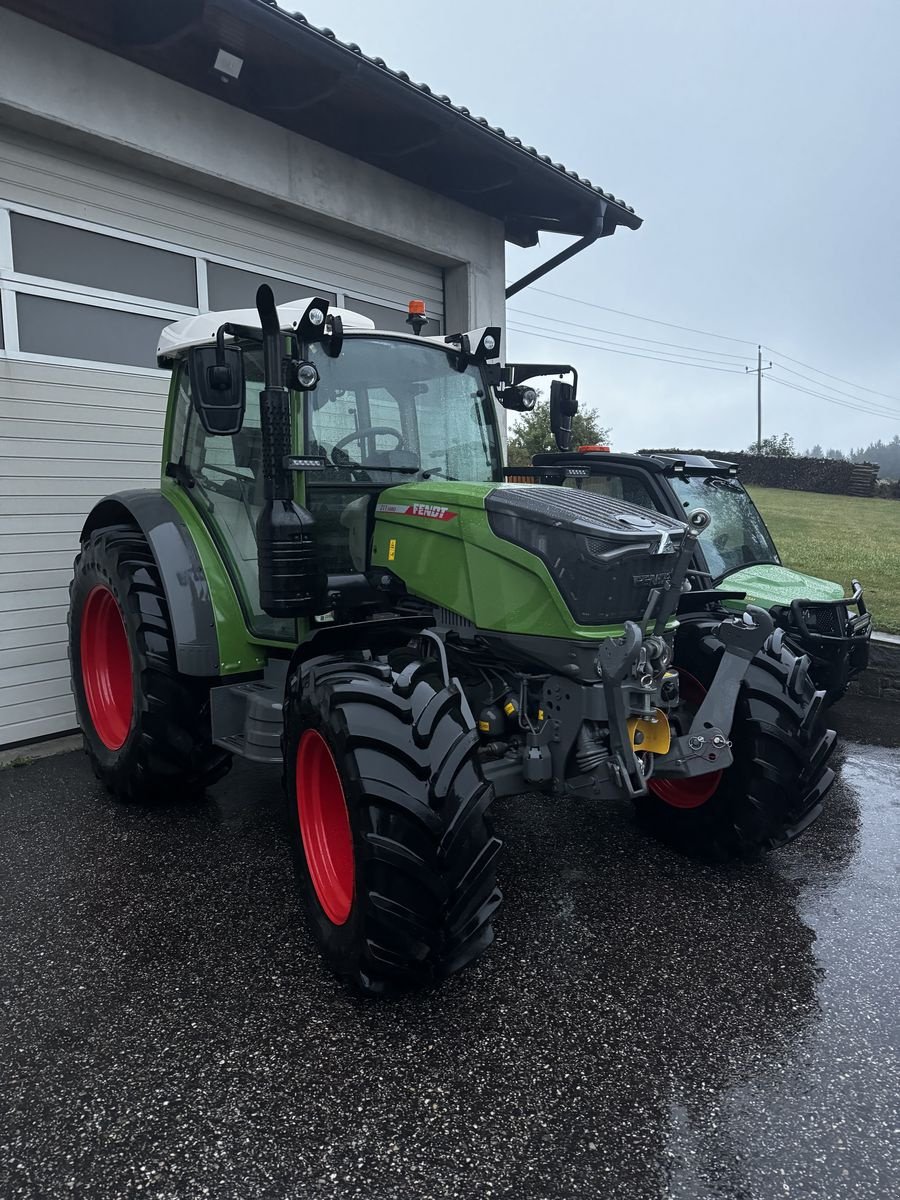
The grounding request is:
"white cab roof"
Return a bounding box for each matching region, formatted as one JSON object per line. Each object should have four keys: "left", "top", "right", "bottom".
{"left": 156, "top": 297, "right": 377, "bottom": 360}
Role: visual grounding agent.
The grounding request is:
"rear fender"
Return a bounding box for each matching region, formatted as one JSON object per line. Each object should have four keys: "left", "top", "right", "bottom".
{"left": 81, "top": 491, "right": 218, "bottom": 677}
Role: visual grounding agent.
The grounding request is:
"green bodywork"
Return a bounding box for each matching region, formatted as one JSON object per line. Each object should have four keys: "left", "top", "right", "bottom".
{"left": 160, "top": 479, "right": 270, "bottom": 674}
{"left": 717, "top": 563, "right": 845, "bottom": 614}
{"left": 370, "top": 481, "right": 630, "bottom": 640}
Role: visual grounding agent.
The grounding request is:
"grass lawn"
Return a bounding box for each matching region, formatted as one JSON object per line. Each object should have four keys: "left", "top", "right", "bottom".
{"left": 748, "top": 486, "right": 900, "bottom": 634}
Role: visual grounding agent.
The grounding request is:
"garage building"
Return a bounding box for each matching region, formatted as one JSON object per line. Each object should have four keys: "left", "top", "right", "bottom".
{"left": 0, "top": 0, "right": 639, "bottom": 746}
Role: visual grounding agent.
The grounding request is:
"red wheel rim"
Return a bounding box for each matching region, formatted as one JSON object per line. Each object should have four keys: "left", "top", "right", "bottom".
{"left": 649, "top": 670, "right": 723, "bottom": 809}
{"left": 296, "top": 730, "right": 355, "bottom": 925}
{"left": 80, "top": 585, "right": 133, "bottom": 751}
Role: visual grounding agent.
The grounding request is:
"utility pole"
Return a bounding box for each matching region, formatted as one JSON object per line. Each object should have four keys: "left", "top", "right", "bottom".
{"left": 746, "top": 345, "right": 772, "bottom": 453}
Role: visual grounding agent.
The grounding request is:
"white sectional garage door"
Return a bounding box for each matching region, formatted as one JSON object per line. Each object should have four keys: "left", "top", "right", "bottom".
{"left": 0, "top": 127, "right": 444, "bottom": 746}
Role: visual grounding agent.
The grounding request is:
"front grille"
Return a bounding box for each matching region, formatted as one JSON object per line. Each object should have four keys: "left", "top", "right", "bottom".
{"left": 800, "top": 605, "right": 847, "bottom": 637}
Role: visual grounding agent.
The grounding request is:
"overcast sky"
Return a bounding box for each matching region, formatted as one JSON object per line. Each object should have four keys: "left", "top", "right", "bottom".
{"left": 297, "top": 0, "right": 900, "bottom": 453}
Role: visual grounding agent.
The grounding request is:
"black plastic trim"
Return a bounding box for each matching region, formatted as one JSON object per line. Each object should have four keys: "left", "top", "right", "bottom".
{"left": 81, "top": 491, "right": 219, "bottom": 677}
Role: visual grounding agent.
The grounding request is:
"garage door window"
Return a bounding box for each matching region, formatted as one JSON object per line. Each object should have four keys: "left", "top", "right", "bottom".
{"left": 207, "top": 262, "right": 336, "bottom": 311}
{"left": 11, "top": 213, "right": 198, "bottom": 306}
{"left": 16, "top": 294, "right": 171, "bottom": 370}
{"left": 0, "top": 204, "right": 445, "bottom": 375}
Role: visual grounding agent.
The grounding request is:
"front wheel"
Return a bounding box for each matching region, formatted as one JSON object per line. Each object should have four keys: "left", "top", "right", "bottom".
{"left": 636, "top": 623, "right": 836, "bottom": 858}
{"left": 284, "top": 654, "right": 502, "bottom": 995}
{"left": 68, "top": 523, "right": 231, "bottom": 802}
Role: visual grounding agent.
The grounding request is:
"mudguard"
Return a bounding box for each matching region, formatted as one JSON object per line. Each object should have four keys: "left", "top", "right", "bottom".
{"left": 81, "top": 490, "right": 219, "bottom": 677}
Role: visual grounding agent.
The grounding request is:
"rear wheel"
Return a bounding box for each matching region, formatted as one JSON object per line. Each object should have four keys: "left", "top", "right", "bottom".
{"left": 284, "top": 653, "right": 502, "bottom": 995}
{"left": 69, "top": 523, "right": 231, "bottom": 802}
{"left": 636, "top": 622, "right": 836, "bottom": 858}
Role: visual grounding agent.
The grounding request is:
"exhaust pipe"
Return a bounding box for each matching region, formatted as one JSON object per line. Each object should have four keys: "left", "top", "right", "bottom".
{"left": 254, "top": 285, "right": 324, "bottom": 617}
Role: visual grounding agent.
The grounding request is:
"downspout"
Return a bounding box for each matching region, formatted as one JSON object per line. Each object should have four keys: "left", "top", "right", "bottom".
{"left": 505, "top": 208, "right": 609, "bottom": 299}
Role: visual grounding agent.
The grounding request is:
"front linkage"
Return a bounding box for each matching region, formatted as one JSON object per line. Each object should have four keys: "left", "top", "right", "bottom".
{"left": 477, "top": 605, "right": 775, "bottom": 804}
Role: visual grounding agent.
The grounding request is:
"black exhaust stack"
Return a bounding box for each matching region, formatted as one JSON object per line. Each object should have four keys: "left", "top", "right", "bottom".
{"left": 255, "top": 285, "right": 325, "bottom": 617}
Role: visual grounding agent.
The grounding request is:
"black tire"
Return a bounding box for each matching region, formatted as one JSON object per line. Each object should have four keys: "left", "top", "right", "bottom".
{"left": 635, "top": 622, "right": 836, "bottom": 858}
{"left": 284, "top": 653, "right": 502, "bottom": 995}
{"left": 68, "top": 522, "right": 231, "bottom": 802}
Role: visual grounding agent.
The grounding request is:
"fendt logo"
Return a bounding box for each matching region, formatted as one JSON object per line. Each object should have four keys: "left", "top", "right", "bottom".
{"left": 633, "top": 572, "right": 673, "bottom": 588}
{"left": 375, "top": 502, "right": 458, "bottom": 522}
{"left": 411, "top": 503, "right": 454, "bottom": 520}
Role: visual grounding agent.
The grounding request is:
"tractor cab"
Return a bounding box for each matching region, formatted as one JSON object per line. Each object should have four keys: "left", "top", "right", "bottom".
{"left": 157, "top": 288, "right": 567, "bottom": 639}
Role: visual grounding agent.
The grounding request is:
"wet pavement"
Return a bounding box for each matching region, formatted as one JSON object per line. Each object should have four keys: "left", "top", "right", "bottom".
{"left": 1, "top": 716, "right": 898, "bottom": 1199}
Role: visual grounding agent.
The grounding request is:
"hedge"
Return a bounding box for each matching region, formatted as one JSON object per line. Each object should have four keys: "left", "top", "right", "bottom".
{"left": 639, "top": 450, "right": 883, "bottom": 497}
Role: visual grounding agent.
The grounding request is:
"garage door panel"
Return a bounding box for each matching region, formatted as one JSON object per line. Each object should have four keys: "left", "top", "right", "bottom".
{"left": 0, "top": 622, "right": 69, "bottom": 651}
{"left": 0, "top": 569, "right": 73, "bottom": 593}
{"left": 0, "top": 535, "right": 80, "bottom": 557}
{"left": 0, "top": 475, "right": 148, "bottom": 494}
{"left": 0, "top": 640, "right": 67, "bottom": 670}
{"left": 0, "top": 681, "right": 72, "bottom": 705}
{"left": 0, "top": 606, "right": 68, "bottom": 632}
{"left": 0, "top": 358, "right": 169, "bottom": 400}
{"left": 0, "top": 497, "right": 95, "bottom": 518}
{"left": 0, "top": 658, "right": 72, "bottom": 688}
{"left": 0, "top": 420, "right": 163, "bottom": 446}
{"left": 0, "top": 398, "right": 165, "bottom": 430}
{"left": 0, "top": 586, "right": 69, "bottom": 614}
{"left": 0, "top": 439, "right": 159, "bottom": 463}
{"left": 0, "top": 692, "right": 74, "bottom": 722}
{"left": 0, "top": 515, "right": 85, "bottom": 535}
{"left": 0, "top": 710, "right": 76, "bottom": 744}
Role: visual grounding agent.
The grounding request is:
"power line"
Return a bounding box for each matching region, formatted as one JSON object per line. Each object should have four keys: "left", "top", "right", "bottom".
{"left": 767, "top": 373, "right": 900, "bottom": 422}
{"left": 764, "top": 345, "right": 900, "bottom": 407}
{"left": 506, "top": 322, "right": 748, "bottom": 373}
{"left": 509, "top": 306, "right": 755, "bottom": 363}
{"left": 515, "top": 286, "right": 899, "bottom": 408}
{"left": 767, "top": 369, "right": 900, "bottom": 419}
{"left": 522, "top": 284, "right": 758, "bottom": 347}
{"left": 509, "top": 286, "right": 900, "bottom": 426}
{"left": 767, "top": 359, "right": 900, "bottom": 413}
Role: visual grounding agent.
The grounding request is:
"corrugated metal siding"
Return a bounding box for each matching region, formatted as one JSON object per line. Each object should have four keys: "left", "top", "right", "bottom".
{"left": 0, "top": 128, "right": 444, "bottom": 746}
{"left": 0, "top": 358, "right": 164, "bottom": 745}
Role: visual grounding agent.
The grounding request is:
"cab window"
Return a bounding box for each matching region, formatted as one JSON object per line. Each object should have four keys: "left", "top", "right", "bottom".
{"left": 177, "top": 350, "right": 294, "bottom": 640}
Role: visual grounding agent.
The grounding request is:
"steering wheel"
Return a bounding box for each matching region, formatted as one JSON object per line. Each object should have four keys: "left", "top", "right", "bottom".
{"left": 332, "top": 426, "right": 403, "bottom": 456}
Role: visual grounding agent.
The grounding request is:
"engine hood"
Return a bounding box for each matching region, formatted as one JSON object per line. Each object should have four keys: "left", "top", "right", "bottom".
{"left": 370, "top": 481, "right": 690, "bottom": 636}
{"left": 717, "top": 563, "right": 845, "bottom": 610}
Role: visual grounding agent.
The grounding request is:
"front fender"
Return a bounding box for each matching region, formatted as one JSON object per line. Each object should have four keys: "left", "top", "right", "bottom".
{"left": 81, "top": 491, "right": 219, "bottom": 677}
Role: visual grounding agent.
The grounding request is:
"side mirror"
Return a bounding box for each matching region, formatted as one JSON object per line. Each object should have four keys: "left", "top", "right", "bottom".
{"left": 550, "top": 379, "right": 578, "bottom": 451}
{"left": 187, "top": 343, "right": 245, "bottom": 435}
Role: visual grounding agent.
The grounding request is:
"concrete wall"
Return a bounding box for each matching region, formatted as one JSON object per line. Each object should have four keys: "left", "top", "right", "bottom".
{"left": 849, "top": 634, "right": 900, "bottom": 705}
{"left": 0, "top": 7, "right": 506, "bottom": 336}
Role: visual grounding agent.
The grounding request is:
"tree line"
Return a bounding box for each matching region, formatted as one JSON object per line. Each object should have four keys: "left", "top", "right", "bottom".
{"left": 805, "top": 435, "right": 900, "bottom": 480}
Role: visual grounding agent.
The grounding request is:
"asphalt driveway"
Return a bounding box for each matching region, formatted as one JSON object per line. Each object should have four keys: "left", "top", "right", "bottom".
{"left": 1, "top": 714, "right": 898, "bottom": 1200}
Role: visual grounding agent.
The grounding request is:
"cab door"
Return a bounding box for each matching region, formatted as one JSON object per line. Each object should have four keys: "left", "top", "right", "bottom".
{"left": 171, "top": 349, "right": 296, "bottom": 640}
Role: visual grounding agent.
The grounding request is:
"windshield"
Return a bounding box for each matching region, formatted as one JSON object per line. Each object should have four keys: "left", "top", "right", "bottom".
{"left": 306, "top": 336, "right": 501, "bottom": 483}
{"left": 669, "top": 474, "right": 780, "bottom": 579}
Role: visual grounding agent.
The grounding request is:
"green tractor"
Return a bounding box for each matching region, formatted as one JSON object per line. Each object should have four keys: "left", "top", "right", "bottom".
{"left": 525, "top": 448, "right": 872, "bottom": 704}
{"left": 68, "top": 288, "right": 835, "bottom": 995}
